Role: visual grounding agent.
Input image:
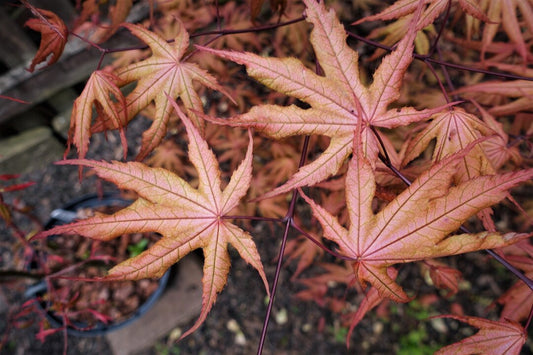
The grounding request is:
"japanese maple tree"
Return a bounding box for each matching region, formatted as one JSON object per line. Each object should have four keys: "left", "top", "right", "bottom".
{"left": 5, "top": 0, "right": 532, "bottom": 353}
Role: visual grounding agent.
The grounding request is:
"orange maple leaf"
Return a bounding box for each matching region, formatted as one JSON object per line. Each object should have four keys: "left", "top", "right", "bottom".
{"left": 24, "top": 6, "right": 68, "bottom": 72}
{"left": 67, "top": 70, "right": 128, "bottom": 174}
{"left": 402, "top": 107, "right": 496, "bottom": 182}
{"left": 301, "top": 139, "right": 533, "bottom": 302}
{"left": 92, "top": 21, "right": 233, "bottom": 160}
{"left": 201, "top": 0, "right": 445, "bottom": 198}
{"left": 434, "top": 315, "right": 527, "bottom": 354}
{"left": 36, "top": 101, "right": 268, "bottom": 338}
{"left": 401, "top": 107, "right": 507, "bottom": 231}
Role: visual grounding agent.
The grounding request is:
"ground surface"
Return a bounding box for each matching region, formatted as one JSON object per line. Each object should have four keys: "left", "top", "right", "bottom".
{"left": 1, "top": 117, "right": 532, "bottom": 355}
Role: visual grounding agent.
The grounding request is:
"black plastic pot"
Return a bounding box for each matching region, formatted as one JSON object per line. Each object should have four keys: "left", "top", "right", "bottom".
{"left": 25, "top": 192, "right": 170, "bottom": 337}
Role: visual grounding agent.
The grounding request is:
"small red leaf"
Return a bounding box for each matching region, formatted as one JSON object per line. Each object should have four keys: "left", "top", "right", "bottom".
{"left": 24, "top": 5, "right": 68, "bottom": 72}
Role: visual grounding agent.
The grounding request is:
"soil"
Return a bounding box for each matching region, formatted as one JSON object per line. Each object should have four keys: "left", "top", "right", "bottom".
{"left": 38, "top": 222, "right": 163, "bottom": 331}
{"left": 1, "top": 117, "right": 532, "bottom": 354}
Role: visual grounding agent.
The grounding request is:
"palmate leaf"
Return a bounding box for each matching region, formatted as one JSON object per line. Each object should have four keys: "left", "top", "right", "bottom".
{"left": 400, "top": 107, "right": 510, "bottom": 231}
{"left": 402, "top": 107, "right": 495, "bottom": 182}
{"left": 67, "top": 70, "right": 128, "bottom": 173}
{"left": 91, "top": 21, "right": 233, "bottom": 160}
{"left": 301, "top": 140, "right": 533, "bottom": 302}
{"left": 36, "top": 100, "right": 268, "bottom": 338}
{"left": 201, "top": 0, "right": 445, "bottom": 198}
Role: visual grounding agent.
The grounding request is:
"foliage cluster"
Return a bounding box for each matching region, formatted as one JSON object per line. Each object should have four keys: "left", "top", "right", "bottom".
{"left": 2, "top": 0, "right": 533, "bottom": 353}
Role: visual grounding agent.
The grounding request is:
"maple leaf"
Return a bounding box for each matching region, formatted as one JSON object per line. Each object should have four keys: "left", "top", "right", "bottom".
{"left": 272, "top": 2, "right": 310, "bottom": 59}
{"left": 294, "top": 261, "right": 356, "bottom": 309}
{"left": 92, "top": 22, "right": 233, "bottom": 161}
{"left": 24, "top": 5, "right": 68, "bottom": 72}
{"left": 201, "top": 0, "right": 444, "bottom": 198}
{"left": 0, "top": 174, "right": 35, "bottom": 193}
{"left": 301, "top": 140, "right": 533, "bottom": 302}
{"left": 434, "top": 315, "right": 527, "bottom": 354}
{"left": 213, "top": 2, "right": 263, "bottom": 52}
{"left": 104, "top": 0, "right": 133, "bottom": 41}
{"left": 497, "top": 257, "right": 533, "bottom": 322}
{"left": 36, "top": 101, "right": 268, "bottom": 338}
{"left": 67, "top": 70, "right": 128, "bottom": 173}
{"left": 207, "top": 126, "right": 251, "bottom": 173}
{"left": 401, "top": 107, "right": 506, "bottom": 231}
{"left": 402, "top": 107, "right": 495, "bottom": 182}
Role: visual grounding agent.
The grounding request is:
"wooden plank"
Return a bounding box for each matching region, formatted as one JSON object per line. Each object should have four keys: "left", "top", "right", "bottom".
{"left": 0, "top": 3, "right": 149, "bottom": 125}
{"left": 0, "top": 8, "right": 36, "bottom": 68}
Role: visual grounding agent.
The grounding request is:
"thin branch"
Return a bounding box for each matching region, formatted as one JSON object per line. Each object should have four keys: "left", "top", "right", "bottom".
{"left": 257, "top": 135, "right": 311, "bottom": 355}
{"left": 423, "top": 59, "right": 451, "bottom": 103}
{"left": 427, "top": 0, "right": 452, "bottom": 57}
{"left": 191, "top": 16, "right": 305, "bottom": 38}
{"left": 346, "top": 31, "right": 533, "bottom": 81}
